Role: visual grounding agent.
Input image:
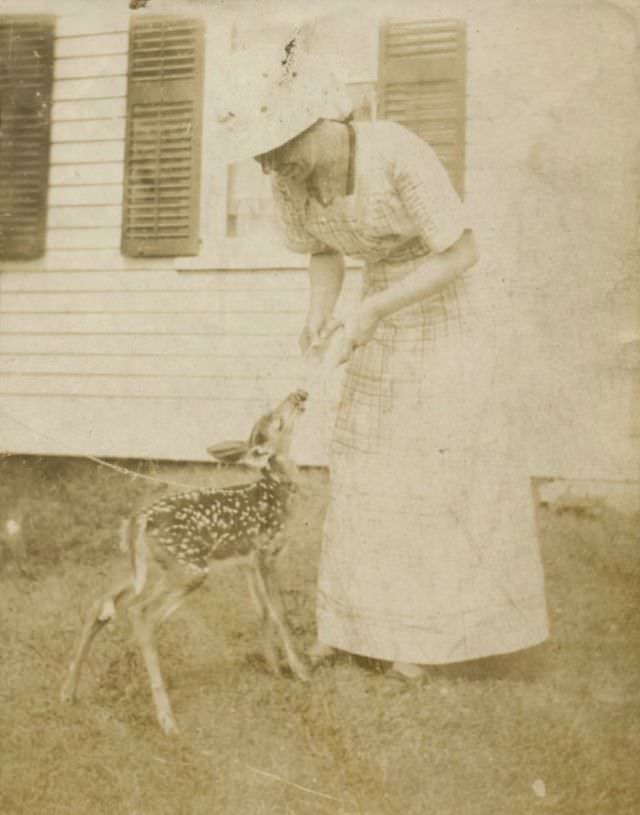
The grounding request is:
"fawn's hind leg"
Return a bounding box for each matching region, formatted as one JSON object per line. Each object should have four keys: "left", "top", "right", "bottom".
{"left": 60, "top": 577, "right": 135, "bottom": 704}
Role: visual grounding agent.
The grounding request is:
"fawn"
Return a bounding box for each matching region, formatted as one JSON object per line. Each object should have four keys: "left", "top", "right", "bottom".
{"left": 60, "top": 389, "right": 311, "bottom": 735}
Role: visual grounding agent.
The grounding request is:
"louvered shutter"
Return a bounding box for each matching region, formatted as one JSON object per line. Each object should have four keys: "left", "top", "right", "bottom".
{"left": 0, "top": 16, "right": 54, "bottom": 260}
{"left": 378, "top": 19, "right": 466, "bottom": 196}
{"left": 122, "top": 17, "right": 204, "bottom": 257}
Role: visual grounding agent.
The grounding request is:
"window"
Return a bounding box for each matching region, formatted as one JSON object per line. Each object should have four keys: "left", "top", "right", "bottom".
{"left": 0, "top": 15, "right": 54, "bottom": 260}
{"left": 121, "top": 14, "right": 466, "bottom": 266}
{"left": 122, "top": 16, "right": 205, "bottom": 257}
{"left": 219, "top": 17, "right": 380, "bottom": 255}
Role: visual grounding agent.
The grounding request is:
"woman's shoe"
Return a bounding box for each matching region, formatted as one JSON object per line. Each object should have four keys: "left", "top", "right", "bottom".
{"left": 386, "top": 661, "right": 427, "bottom": 683}
{"left": 308, "top": 642, "right": 338, "bottom": 667}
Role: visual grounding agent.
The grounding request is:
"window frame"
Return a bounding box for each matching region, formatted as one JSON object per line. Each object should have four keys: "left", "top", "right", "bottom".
{"left": 174, "top": 19, "right": 375, "bottom": 272}
{"left": 175, "top": 15, "right": 467, "bottom": 272}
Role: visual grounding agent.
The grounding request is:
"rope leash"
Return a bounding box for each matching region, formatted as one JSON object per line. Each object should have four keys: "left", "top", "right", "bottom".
{"left": 0, "top": 335, "right": 346, "bottom": 493}
{"left": 0, "top": 406, "right": 202, "bottom": 491}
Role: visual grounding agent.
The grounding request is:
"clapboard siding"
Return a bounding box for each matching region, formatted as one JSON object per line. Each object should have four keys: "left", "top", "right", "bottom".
{"left": 48, "top": 185, "right": 124, "bottom": 205}
{"left": 51, "top": 141, "right": 125, "bottom": 164}
{"left": 46, "top": 229, "right": 122, "bottom": 250}
{"left": 0, "top": 333, "right": 304, "bottom": 358}
{"left": 0, "top": 13, "right": 332, "bottom": 463}
{"left": 0, "top": 374, "right": 308, "bottom": 401}
{"left": 55, "top": 15, "right": 128, "bottom": 38}
{"left": 0, "top": 354, "right": 305, "bottom": 379}
{"left": 47, "top": 206, "right": 123, "bottom": 229}
{"left": 51, "top": 118, "right": 126, "bottom": 142}
{"left": 49, "top": 164, "right": 124, "bottom": 186}
{"left": 0, "top": 289, "right": 309, "bottom": 312}
{"left": 51, "top": 97, "right": 128, "bottom": 121}
{"left": 0, "top": 312, "right": 302, "bottom": 334}
{"left": 1, "top": 1, "right": 637, "bottom": 478}
{"left": 0, "top": 268, "right": 327, "bottom": 291}
{"left": 55, "top": 32, "right": 128, "bottom": 58}
{"left": 46, "top": 23, "right": 128, "bottom": 256}
{"left": 2, "top": 312, "right": 300, "bottom": 337}
{"left": 53, "top": 53, "right": 128, "bottom": 79}
{"left": 52, "top": 76, "right": 128, "bottom": 100}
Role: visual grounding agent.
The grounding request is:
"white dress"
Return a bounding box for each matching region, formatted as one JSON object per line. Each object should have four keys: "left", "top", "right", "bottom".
{"left": 273, "top": 121, "right": 549, "bottom": 664}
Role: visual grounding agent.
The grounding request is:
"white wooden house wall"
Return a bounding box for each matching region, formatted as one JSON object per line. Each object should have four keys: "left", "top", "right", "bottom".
{"left": 0, "top": 2, "right": 352, "bottom": 465}
{"left": 0, "top": 0, "right": 638, "bottom": 481}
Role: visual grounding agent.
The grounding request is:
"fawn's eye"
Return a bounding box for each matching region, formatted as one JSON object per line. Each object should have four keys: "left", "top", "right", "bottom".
{"left": 251, "top": 446, "right": 269, "bottom": 460}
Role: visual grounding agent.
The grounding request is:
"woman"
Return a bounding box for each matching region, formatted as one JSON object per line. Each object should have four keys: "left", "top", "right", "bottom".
{"left": 214, "top": 47, "right": 549, "bottom": 680}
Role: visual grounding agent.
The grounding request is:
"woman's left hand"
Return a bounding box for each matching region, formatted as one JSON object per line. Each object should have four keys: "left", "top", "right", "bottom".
{"left": 337, "top": 300, "right": 381, "bottom": 364}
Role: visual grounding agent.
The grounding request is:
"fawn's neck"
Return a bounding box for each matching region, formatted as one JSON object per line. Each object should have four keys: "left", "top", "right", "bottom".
{"left": 258, "top": 469, "right": 298, "bottom": 504}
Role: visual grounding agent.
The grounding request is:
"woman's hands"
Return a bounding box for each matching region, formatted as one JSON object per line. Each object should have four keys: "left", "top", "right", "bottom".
{"left": 301, "top": 252, "right": 345, "bottom": 355}
{"left": 299, "top": 299, "right": 381, "bottom": 366}
{"left": 337, "top": 299, "right": 381, "bottom": 364}
{"left": 298, "top": 297, "right": 380, "bottom": 365}
{"left": 299, "top": 313, "right": 343, "bottom": 356}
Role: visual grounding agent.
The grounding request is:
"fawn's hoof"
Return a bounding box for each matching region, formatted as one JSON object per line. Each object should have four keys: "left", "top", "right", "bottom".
{"left": 308, "top": 642, "right": 338, "bottom": 669}
{"left": 294, "top": 663, "right": 312, "bottom": 682}
{"left": 158, "top": 712, "right": 179, "bottom": 736}
{"left": 287, "top": 652, "right": 312, "bottom": 681}
{"left": 60, "top": 681, "right": 76, "bottom": 704}
{"left": 265, "top": 656, "right": 283, "bottom": 676}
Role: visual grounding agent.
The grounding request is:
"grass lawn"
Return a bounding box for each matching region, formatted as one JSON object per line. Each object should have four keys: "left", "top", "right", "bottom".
{"left": 1, "top": 456, "right": 639, "bottom": 815}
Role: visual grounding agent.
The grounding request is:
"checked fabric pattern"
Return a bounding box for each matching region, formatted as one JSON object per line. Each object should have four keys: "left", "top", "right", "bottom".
{"left": 272, "top": 120, "right": 549, "bottom": 664}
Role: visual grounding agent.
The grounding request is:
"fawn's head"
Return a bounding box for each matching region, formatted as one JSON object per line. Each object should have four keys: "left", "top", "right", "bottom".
{"left": 207, "top": 389, "right": 308, "bottom": 482}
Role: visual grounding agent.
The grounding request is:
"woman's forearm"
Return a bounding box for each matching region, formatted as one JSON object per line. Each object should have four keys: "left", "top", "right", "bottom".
{"left": 367, "top": 230, "right": 478, "bottom": 321}
{"left": 306, "top": 251, "right": 345, "bottom": 322}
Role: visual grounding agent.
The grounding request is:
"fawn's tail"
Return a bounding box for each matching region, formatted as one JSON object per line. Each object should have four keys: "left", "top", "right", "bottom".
{"left": 119, "top": 516, "right": 148, "bottom": 595}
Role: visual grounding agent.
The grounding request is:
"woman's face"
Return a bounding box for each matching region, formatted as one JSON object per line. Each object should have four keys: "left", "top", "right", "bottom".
{"left": 255, "top": 127, "right": 316, "bottom": 183}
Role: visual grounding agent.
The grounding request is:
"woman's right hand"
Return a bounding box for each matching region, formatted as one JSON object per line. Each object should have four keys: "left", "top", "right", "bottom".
{"left": 300, "top": 252, "right": 346, "bottom": 355}
{"left": 299, "top": 314, "right": 342, "bottom": 356}
{"left": 298, "top": 318, "right": 322, "bottom": 356}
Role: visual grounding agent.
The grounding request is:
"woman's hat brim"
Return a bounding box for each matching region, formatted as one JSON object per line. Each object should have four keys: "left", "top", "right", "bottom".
{"left": 215, "top": 105, "right": 319, "bottom": 164}
{"left": 210, "top": 48, "right": 353, "bottom": 164}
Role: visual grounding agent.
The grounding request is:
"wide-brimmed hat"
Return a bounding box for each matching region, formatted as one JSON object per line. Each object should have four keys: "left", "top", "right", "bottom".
{"left": 211, "top": 45, "right": 353, "bottom": 164}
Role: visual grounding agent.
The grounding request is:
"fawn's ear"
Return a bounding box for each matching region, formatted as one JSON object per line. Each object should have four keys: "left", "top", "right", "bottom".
{"left": 206, "top": 441, "right": 250, "bottom": 463}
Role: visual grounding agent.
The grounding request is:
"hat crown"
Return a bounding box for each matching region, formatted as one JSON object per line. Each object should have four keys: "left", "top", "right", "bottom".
{"left": 213, "top": 47, "right": 298, "bottom": 134}
{"left": 211, "top": 45, "right": 353, "bottom": 163}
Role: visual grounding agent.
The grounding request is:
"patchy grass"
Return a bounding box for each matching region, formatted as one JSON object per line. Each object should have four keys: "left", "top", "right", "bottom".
{"left": 1, "top": 456, "right": 639, "bottom": 815}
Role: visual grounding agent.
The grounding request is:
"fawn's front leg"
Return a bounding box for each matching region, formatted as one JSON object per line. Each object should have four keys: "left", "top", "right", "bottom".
{"left": 127, "top": 583, "right": 180, "bottom": 736}
{"left": 128, "top": 571, "right": 206, "bottom": 735}
{"left": 252, "top": 553, "right": 310, "bottom": 682}
{"left": 245, "top": 565, "right": 281, "bottom": 676}
{"left": 129, "top": 609, "right": 176, "bottom": 735}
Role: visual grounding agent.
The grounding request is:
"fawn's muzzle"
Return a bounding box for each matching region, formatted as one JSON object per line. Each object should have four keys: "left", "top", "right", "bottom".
{"left": 290, "top": 389, "right": 308, "bottom": 410}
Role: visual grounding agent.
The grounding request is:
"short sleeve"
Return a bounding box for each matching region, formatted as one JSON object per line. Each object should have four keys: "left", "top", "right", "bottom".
{"left": 271, "top": 177, "right": 332, "bottom": 255}
{"left": 390, "top": 123, "right": 466, "bottom": 254}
